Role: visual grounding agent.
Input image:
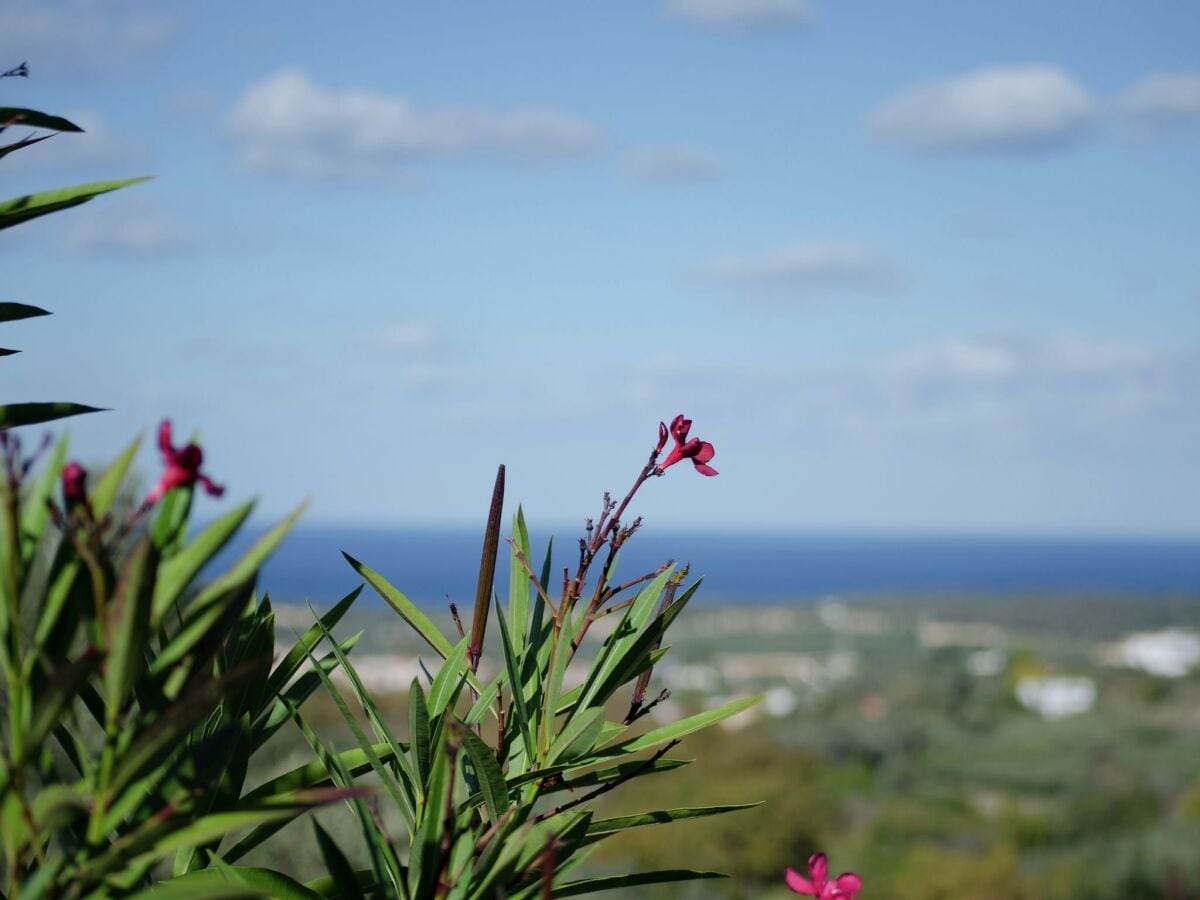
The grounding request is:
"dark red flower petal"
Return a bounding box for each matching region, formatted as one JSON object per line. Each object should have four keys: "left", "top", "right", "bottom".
{"left": 669, "top": 414, "right": 691, "bottom": 443}
{"left": 157, "top": 419, "right": 174, "bottom": 456}
{"left": 655, "top": 421, "right": 669, "bottom": 454}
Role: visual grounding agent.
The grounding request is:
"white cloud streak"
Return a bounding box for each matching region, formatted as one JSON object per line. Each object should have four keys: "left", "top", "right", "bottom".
{"left": 869, "top": 65, "right": 1093, "bottom": 153}
{"left": 1117, "top": 72, "right": 1200, "bottom": 131}
{"left": 64, "top": 201, "right": 192, "bottom": 256}
{"left": 699, "top": 240, "right": 892, "bottom": 293}
{"left": 369, "top": 322, "right": 438, "bottom": 352}
{"left": 667, "top": 0, "right": 814, "bottom": 28}
{"left": 0, "top": 2, "right": 176, "bottom": 75}
{"left": 227, "top": 69, "right": 603, "bottom": 183}
{"left": 625, "top": 145, "right": 721, "bottom": 182}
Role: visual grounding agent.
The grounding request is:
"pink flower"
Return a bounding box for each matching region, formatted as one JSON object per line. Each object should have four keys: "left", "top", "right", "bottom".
{"left": 61, "top": 461, "right": 91, "bottom": 516}
{"left": 62, "top": 461, "right": 87, "bottom": 504}
{"left": 145, "top": 420, "right": 225, "bottom": 505}
{"left": 785, "top": 853, "right": 862, "bottom": 899}
{"left": 654, "top": 420, "right": 669, "bottom": 455}
{"left": 655, "top": 414, "right": 717, "bottom": 477}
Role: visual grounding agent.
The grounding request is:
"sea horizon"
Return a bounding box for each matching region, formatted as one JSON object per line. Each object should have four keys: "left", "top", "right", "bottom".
{"left": 211, "top": 524, "right": 1200, "bottom": 608}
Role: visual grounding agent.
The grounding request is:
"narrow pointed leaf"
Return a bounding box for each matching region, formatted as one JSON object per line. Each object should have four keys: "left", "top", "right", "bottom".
{"left": 90, "top": 435, "right": 141, "bottom": 517}
{"left": 345, "top": 551, "right": 454, "bottom": 658}
{"left": 313, "top": 820, "right": 365, "bottom": 900}
{"left": 554, "top": 869, "right": 726, "bottom": 896}
{"left": 0, "top": 402, "right": 103, "bottom": 429}
{"left": 153, "top": 500, "right": 254, "bottom": 622}
{"left": 600, "top": 695, "right": 762, "bottom": 759}
{"left": 0, "top": 107, "right": 84, "bottom": 132}
{"left": 408, "top": 678, "right": 431, "bottom": 787}
{"left": 266, "top": 585, "right": 361, "bottom": 697}
{"left": 0, "top": 177, "right": 151, "bottom": 230}
{"left": 546, "top": 707, "right": 605, "bottom": 767}
{"left": 585, "top": 803, "right": 758, "bottom": 837}
{"left": 427, "top": 636, "right": 470, "bottom": 717}
{"left": 0, "top": 301, "right": 50, "bottom": 322}
{"left": 460, "top": 730, "right": 508, "bottom": 822}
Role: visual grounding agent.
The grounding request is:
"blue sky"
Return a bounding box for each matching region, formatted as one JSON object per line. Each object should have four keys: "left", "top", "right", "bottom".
{"left": 2, "top": 0, "right": 1198, "bottom": 536}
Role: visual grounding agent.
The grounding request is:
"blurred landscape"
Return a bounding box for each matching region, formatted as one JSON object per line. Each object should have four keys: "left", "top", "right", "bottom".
{"left": 243, "top": 528, "right": 1200, "bottom": 898}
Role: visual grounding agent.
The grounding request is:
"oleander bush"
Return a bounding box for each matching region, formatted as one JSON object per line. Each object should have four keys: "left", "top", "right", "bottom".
{"left": 0, "top": 66, "right": 764, "bottom": 898}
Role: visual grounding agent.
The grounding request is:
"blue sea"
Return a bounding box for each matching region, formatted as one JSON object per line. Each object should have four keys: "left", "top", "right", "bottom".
{"left": 216, "top": 526, "right": 1200, "bottom": 607}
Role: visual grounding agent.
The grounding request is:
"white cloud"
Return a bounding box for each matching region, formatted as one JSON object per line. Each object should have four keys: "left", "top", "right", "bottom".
{"left": 869, "top": 65, "right": 1093, "bottom": 153}
{"left": 625, "top": 145, "right": 721, "bottom": 182}
{"left": 1117, "top": 72, "right": 1200, "bottom": 131}
{"left": 0, "top": 2, "right": 176, "bottom": 75}
{"left": 699, "top": 240, "right": 892, "bottom": 292}
{"left": 369, "top": 322, "right": 437, "bottom": 352}
{"left": 64, "top": 201, "right": 192, "bottom": 256}
{"left": 667, "top": 0, "right": 814, "bottom": 28}
{"left": 227, "top": 69, "right": 603, "bottom": 183}
{"left": 883, "top": 335, "right": 1156, "bottom": 384}
{"left": 887, "top": 338, "right": 1020, "bottom": 380}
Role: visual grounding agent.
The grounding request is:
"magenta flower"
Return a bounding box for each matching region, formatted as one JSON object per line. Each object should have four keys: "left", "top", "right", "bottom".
{"left": 61, "top": 461, "right": 91, "bottom": 517}
{"left": 655, "top": 414, "right": 717, "bottom": 477}
{"left": 654, "top": 420, "right": 669, "bottom": 455}
{"left": 145, "top": 420, "right": 225, "bottom": 505}
{"left": 785, "top": 853, "right": 862, "bottom": 899}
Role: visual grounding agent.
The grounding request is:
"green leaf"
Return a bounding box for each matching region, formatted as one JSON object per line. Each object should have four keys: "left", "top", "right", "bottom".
{"left": 303, "top": 871, "right": 380, "bottom": 898}
{"left": 313, "top": 819, "right": 364, "bottom": 900}
{"left": 19, "top": 433, "right": 66, "bottom": 560}
{"left": 546, "top": 706, "right": 606, "bottom": 767}
{"left": 344, "top": 551, "right": 454, "bottom": 658}
{"left": 408, "top": 678, "right": 431, "bottom": 789}
{"left": 557, "top": 757, "right": 691, "bottom": 792}
{"left": 408, "top": 729, "right": 452, "bottom": 899}
{"left": 304, "top": 602, "right": 420, "bottom": 826}
{"left": 0, "top": 177, "right": 151, "bottom": 230}
{"left": 123, "top": 877, "right": 267, "bottom": 900}
{"left": 507, "top": 506, "right": 530, "bottom": 658}
{"left": 598, "top": 695, "right": 762, "bottom": 759}
{"left": 460, "top": 730, "right": 508, "bottom": 822}
{"left": 427, "top": 636, "right": 470, "bottom": 718}
{"left": 553, "top": 869, "right": 726, "bottom": 897}
{"left": 251, "top": 632, "right": 362, "bottom": 752}
{"left": 0, "top": 132, "right": 54, "bottom": 161}
{"left": 105, "top": 664, "right": 256, "bottom": 801}
{"left": 541, "top": 620, "right": 573, "bottom": 750}
{"left": 493, "top": 600, "right": 534, "bottom": 763}
{"left": 149, "top": 576, "right": 255, "bottom": 678}
{"left": 152, "top": 500, "right": 254, "bottom": 623}
{"left": 103, "top": 537, "right": 158, "bottom": 716}
{"left": 266, "top": 585, "right": 360, "bottom": 700}
{"left": 0, "top": 301, "right": 50, "bottom": 322}
{"left": 573, "top": 566, "right": 675, "bottom": 714}
{"left": 585, "top": 803, "right": 758, "bottom": 837}
{"left": 0, "top": 401, "right": 103, "bottom": 429}
{"left": 242, "top": 742, "right": 399, "bottom": 804}
{"left": 3, "top": 652, "right": 98, "bottom": 782}
{"left": 193, "top": 504, "right": 304, "bottom": 608}
{"left": 91, "top": 435, "right": 141, "bottom": 518}
{"left": 120, "top": 790, "right": 358, "bottom": 876}
{"left": 0, "top": 106, "right": 84, "bottom": 132}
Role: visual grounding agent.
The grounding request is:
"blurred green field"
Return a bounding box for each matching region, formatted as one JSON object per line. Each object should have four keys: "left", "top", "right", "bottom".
{"left": 249, "top": 592, "right": 1200, "bottom": 898}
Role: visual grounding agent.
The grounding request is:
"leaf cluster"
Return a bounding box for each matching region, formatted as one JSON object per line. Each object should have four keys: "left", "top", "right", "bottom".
{"left": 0, "top": 440, "right": 356, "bottom": 898}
